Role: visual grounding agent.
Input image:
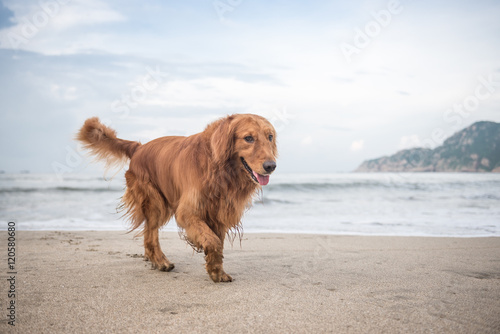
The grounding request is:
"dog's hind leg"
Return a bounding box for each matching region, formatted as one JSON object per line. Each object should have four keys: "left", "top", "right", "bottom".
{"left": 125, "top": 171, "right": 175, "bottom": 272}
{"left": 142, "top": 190, "right": 175, "bottom": 272}
{"left": 143, "top": 220, "right": 175, "bottom": 272}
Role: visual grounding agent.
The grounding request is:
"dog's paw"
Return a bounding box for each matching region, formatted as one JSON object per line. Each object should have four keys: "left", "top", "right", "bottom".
{"left": 220, "top": 272, "right": 233, "bottom": 282}
{"left": 209, "top": 271, "right": 233, "bottom": 283}
{"left": 208, "top": 271, "right": 221, "bottom": 283}
{"left": 159, "top": 263, "right": 175, "bottom": 272}
{"left": 151, "top": 261, "right": 175, "bottom": 272}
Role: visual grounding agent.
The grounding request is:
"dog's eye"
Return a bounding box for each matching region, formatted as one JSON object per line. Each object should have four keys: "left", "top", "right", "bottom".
{"left": 268, "top": 135, "right": 273, "bottom": 142}
{"left": 244, "top": 136, "right": 255, "bottom": 143}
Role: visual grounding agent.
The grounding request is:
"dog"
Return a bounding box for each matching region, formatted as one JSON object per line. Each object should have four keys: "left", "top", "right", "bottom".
{"left": 76, "top": 114, "right": 277, "bottom": 282}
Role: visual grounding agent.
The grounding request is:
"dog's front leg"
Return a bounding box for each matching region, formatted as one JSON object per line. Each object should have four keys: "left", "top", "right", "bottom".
{"left": 211, "top": 228, "right": 233, "bottom": 282}
{"left": 176, "top": 211, "right": 232, "bottom": 283}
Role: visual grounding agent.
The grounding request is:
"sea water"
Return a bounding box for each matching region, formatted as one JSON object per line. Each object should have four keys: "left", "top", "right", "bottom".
{"left": 1, "top": 173, "right": 499, "bottom": 237}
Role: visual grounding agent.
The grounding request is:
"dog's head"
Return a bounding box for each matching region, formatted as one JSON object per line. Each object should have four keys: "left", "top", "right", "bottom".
{"left": 210, "top": 114, "right": 278, "bottom": 186}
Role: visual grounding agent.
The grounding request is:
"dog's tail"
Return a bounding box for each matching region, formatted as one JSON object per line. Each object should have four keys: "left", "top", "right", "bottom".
{"left": 76, "top": 117, "right": 141, "bottom": 171}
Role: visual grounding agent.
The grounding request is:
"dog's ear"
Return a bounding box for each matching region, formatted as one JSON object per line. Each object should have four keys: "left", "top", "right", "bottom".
{"left": 210, "top": 115, "right": 236, "bottom": 164}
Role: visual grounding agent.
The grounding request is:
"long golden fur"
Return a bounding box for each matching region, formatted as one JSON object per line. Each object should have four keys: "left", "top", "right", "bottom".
{"left": 76, "top": 114, "right": 277, "bottom": 282}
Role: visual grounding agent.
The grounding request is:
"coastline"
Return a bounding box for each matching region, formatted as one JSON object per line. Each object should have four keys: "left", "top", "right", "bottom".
{"left": 1, "top": 231, "right": 499, "bottom": 333}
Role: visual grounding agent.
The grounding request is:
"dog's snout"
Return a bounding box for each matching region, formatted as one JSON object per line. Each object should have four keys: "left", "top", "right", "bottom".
{"left": 263, "top": 160, "right": 277, "bottom": 173}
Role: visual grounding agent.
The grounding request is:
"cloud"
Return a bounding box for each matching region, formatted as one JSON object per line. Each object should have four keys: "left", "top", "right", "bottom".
{"left": 46, "top": 0, "right": 126, "bottom": 31}
{"left": 144, "top": 77, "right": 286, "bottom": 110}
{"left": 399, "top": 135, "right": 421, "bottom": 150}
{"left": 1, "top": 1, "right": 500, "bottom": 173}
{"left": 0, "top": 1, "right": 15, "bottom": 29}
{"left": 300, "top": 136, "right": 313, "bottom": 147}
{"left": 0, "top": 0, "right": 125, "bottom": 53}
{"left": 50, "top": 84, "right": 79, "bottom": 101}
{"left": 350, "top": 140, "right": 364, "bottom": 152}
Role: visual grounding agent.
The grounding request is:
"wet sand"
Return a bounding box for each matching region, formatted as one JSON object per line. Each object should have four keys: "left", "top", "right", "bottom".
{"left": 1, "top": 231, "right": 499, "bottom": 333}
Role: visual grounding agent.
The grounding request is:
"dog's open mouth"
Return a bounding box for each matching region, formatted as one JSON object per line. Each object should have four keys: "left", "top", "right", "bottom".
{"left": 240, "top": 157, "right": 270, "bottom": 186}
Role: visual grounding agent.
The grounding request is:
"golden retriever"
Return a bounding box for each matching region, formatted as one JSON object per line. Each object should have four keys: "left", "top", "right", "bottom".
{"left": 76, "top": 114, "right": 277, "bottom": 282}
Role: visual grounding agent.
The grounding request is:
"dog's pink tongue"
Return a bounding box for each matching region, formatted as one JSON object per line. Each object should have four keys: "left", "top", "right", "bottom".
{"left": 253, "top": 171, "right": 270, "bottom": 186}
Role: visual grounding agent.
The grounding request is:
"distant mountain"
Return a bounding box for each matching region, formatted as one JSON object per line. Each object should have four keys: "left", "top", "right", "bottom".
{"left": 355, "top": 121, "right": 500, "bottom": 172}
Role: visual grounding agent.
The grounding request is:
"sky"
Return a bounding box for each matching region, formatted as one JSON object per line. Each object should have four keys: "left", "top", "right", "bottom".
{"left": 0, "top": 0, "right": 499, "bottom": 174}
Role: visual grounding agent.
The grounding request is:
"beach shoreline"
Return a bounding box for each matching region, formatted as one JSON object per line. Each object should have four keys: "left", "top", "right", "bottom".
{"left": 1, "top": 231, "right": 499, "bottom": 333}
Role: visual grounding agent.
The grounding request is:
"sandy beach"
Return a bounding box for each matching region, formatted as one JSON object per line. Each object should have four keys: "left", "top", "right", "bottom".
{"left": 1, "top": 231, "right": 499, "bottom": 333}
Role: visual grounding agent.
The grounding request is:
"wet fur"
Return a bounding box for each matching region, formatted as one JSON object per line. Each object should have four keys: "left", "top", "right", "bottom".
{"left": 76, "top": 114, "right": 277, "bottom": 282}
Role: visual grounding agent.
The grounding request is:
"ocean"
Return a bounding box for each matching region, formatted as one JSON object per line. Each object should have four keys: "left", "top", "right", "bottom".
{"left": 1, "top": 173, "right": 499, "bottom": 237}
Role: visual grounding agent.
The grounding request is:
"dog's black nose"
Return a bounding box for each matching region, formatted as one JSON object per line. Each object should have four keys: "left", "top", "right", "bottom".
{"left": 263, "top": 161, "right": 277, "bottom": 173}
